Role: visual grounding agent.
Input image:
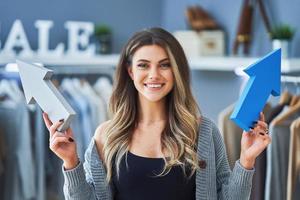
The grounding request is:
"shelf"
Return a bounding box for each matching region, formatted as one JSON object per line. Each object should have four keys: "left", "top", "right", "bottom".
{"left": 188, "top": 56, "right": 300, "bottom": 73}
{"left": 0, "top": 54, "right": 120, "bottom": 67}
{"left": 1, "top": 54, "right": 300, "bottom": 73}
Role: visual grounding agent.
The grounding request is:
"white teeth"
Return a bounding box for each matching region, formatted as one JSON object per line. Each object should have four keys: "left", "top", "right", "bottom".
{"left": 146, "top": 84, "right": 163, "bottom": 88}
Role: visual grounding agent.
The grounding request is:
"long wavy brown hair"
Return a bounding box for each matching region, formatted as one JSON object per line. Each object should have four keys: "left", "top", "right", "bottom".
{"left": 102, "top": 27, "right": 201, "bottom": 182}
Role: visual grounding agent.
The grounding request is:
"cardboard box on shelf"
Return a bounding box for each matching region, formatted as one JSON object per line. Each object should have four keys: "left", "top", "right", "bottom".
{"left": 173, "top": 30, "right": 225, "bottom": 57}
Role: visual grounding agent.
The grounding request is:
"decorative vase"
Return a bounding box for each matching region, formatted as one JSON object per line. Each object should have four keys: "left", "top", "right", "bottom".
{"left": 272, "top": 39, "right": 290, "bottom": 59}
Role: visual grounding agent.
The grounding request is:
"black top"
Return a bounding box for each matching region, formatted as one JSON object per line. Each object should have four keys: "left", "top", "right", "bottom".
{"left": 112, "top": 151, "right": 196, "bottom": 200}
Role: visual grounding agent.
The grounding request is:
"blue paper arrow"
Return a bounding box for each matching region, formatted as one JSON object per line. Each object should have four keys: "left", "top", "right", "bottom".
{"left": 230, "top": 49, "right": 281, "bottom": 131}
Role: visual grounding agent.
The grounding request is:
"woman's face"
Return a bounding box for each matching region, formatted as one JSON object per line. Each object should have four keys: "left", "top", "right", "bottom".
{"left": 128, "top": 44, "right": 174, "bottom": 103}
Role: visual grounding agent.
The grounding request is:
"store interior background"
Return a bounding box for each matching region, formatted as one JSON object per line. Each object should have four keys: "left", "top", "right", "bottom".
{"left": 1, "top": 0, "right": 300, "bottom": 200}
{"left": 1, "top": 0, "right": 299, "bottom": 122}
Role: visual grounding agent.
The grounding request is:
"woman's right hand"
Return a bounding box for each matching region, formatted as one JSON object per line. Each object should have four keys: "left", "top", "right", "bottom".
{"left": 43, "top": 112, "right": 79, "bottom": 170}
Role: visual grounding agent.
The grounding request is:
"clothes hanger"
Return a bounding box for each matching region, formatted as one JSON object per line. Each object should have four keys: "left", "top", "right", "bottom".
{"left": 0, "top": 93, "right": 8, "bottom": 102}
{"left": 289, "top": 81, "right": 300, "bottom": 106}
{"left": 0, "top": 79, "right": 20, "bottom": 103}
{"left": 279, "top": 88, "right": 292, "bottom": 106}
{"left": 272, "top": 81, "right": 300, "bottom": 126}
{"left": 94, "top": 76, "right": 113, "bottom": 103}
{"left": 9, "top": 80, "right": 24, "bottom": 101}
{"left": 271, "top": 100, "right": 300, "bottom": 126}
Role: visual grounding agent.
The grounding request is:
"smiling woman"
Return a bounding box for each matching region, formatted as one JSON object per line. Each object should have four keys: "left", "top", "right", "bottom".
{"left": 128, "top": 45, "right": 174, "bottom": 103}
{"left": 43, "top": 27, "right": 271, "bottom": 200}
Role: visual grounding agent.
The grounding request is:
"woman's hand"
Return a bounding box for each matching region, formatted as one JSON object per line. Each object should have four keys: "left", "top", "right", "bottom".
{"left": 43, "top": 113, "right": 79, "bottom": 170}
{"left": 240, "top": 112, "right": 271, "bottom": 170}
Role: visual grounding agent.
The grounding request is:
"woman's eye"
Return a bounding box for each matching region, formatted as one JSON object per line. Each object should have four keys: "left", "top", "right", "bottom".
{"left": 160, "top": 63, "right": 171, "bottom": 68}
{"left": 137, "top": 63, "right": 148, "bottom": 68}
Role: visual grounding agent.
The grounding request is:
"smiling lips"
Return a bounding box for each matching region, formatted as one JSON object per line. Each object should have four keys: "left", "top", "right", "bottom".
{"left": 144, "top": 83, "right": 165, "bottom": 90}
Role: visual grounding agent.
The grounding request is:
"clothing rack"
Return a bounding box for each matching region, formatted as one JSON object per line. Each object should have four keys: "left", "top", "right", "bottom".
{"left": 1, "top": 62, "right": 116, "bottom": 74}
{"left": 281, "top": 75, "right": 300, "bottom": 83}
{"left": 0, "top": 63, "right": 116, "bottom": 83}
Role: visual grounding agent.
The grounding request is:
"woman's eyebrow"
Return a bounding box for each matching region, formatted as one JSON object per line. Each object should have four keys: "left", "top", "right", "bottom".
{"left": 137, "top": 58, "right": 169, "bottom": 63}
{"left": 137, "top": 59, "right": 150, "bottom": 62}
{"left": 159, "top": 58, "right": 170, "bottom": 63}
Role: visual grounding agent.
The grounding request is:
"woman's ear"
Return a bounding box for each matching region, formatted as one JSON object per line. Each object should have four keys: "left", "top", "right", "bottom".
{"left": 127, "top": 66, "right": 134, "bottom": 80}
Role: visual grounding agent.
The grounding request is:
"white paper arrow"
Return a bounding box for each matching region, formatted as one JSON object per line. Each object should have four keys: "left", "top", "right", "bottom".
{"left": 16, "top": 60, "right": 76, "bottom": 132}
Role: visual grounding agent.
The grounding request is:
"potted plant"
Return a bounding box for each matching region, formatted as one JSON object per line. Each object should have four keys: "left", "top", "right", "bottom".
{"left": 94, "top": 24, "right": 112, "bottom": 54}
{"left": 270, "top": 24, "right": 295, "bottom": 58}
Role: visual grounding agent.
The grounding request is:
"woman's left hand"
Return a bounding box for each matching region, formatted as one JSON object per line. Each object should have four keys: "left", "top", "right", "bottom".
{"left": 240, "top": 112, "right": 271, "bottom": 170}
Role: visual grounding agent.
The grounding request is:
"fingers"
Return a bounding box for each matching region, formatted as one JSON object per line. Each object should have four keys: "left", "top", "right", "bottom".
{"left": 258, "top": 131, "right": 272, "bottom": 145}
{"left": 49, "top": 120, "right": 64, "bottom": 136}
{"left": 43, "top": 112, "right": 64, "bottom": 134}
{"left": 250, "top": 112, "right": 268, "bottom": 134}
{"left": 259, "top": 112, "right": 265, "bottom": 122}
{"left": 50, "top": 136, "right": 70, "bottom": 152}
{"left": 51, "top": 131, "right": 66, "bottom": 141}
{"left": 253, "top": 121, "right": 268, "bottom": 132}
{"left": 49, "top": 131, "right": 74, "bottom": 150}
{"left": 42, "top": 112, "right": 52, "bottom": 130}
{"left": 250, "top": 123, "right": 270, "bottom": 137}
{"left": 43, "top": 112, "right": 75, "bottom": 143}
{"left": 65, "top": 127, "right": 74, "bottom": 138}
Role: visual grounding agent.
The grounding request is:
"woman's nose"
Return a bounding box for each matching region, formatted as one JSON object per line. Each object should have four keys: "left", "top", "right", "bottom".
{"left": 148, "top": 67, "right": 160, "bottom": 79}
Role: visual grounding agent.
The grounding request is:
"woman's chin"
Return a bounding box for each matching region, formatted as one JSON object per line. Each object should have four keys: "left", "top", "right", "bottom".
{"left": 142, "top": 94, "right": 166, "bottom": 103}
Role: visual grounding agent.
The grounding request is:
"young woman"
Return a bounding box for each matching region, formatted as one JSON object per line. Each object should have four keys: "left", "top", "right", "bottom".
{"left": 43, "top": 27, "right": 270, "bottom": 200}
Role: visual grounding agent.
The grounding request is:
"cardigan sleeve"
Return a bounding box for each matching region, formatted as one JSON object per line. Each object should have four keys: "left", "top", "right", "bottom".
{"left": 211, "top": 121, "right": 254, "bottom": 200}
{"left": 62, "top": 160, "right": 98, "bottom": 200}
{"left": 62, "top": 138, "right": 113, "bottom": 200}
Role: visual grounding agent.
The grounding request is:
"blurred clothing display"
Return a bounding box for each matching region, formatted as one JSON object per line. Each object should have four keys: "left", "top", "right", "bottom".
{"left": 0, "top": 128, "right": 5, "bottom": 176}
{"left": 218, "top": 103, "right": 243, "bottom": 169}
{"left": 218, "top": 103, "right": 271, "bottom": 200}
{"left": 219, "top": 86, "right": 300, "bottom": 200}
{"left": 0, "top": 74, "right": 112, "bottom": 200}
{"left": 265, "top": 123, "right": 291, "bottom": 200}
{"left": 265, "top": 95, "right": 300, "bottom": 200}
{"left": 287, "top": 118, "right": 300, "bottom": 200}
{"left": 0, "top": 100, "right": 36, "bottom": 200}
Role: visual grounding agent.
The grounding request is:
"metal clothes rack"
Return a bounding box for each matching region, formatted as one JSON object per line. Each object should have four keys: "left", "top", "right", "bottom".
{"left": 281, "top": 75, "right": 300, "bottom": 83}
{"left": 0, "top": 63, "right": 116, "bottom": 83}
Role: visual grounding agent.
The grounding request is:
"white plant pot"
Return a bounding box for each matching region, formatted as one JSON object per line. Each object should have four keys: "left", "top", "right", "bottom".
{"left": 272, "top": 39, "right": 290, "bottom": 59}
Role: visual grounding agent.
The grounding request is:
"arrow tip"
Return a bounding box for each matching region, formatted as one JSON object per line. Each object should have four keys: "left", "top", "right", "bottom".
{"left": 243, "top": 49, "right": 281, "bottom": 96}
{"left": 16, "top": 60, "right": 53, "bottom": 104}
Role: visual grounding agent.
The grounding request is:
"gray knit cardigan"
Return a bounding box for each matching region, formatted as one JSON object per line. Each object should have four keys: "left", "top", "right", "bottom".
{"left": 63, "top": 117, "right": 254, "bottom": 200}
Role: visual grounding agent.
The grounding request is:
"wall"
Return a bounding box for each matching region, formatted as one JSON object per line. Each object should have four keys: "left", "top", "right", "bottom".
{"left": 0, "top": 0, "right": 163, "bottom": 53}
{"left": 162, "top": 0, "right": 300, "bottom": 57}
{"left": 1, "top": 0, "right": 299, "bottom": 123}
{"left": 162, "top": 0, "right": 300, "bottom": 122}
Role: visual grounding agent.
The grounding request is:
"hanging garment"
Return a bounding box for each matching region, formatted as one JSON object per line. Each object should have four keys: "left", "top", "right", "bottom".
{"left": 218, "top": 103, "right": 242, "bottom": 169}
{"left": 265, "top": 106, "right": 300, "bottom": 200}
{"left": 61, "top": 79, "right": 93, "bottom": 158}
{"left": 266, "top": 91, "right": 292, "bottom": 124}
{"left": 218, "top": 103, "right": 271, "bottom": 168}
{"left": 218, "top": 103, "right": 271, "bottom": 200}
{"left": 93, "top": 76, "right": 113, "bottom": 107}
{"left": 32, "top": 107, "right": 47, "bottom": 200}
{"left": 287, "top": 118, "right": 300, "bottom": 200}
{"left": 0, "top": 102, "right": 36, "bottom": 200}
{"left": 61, "top": 89, "right": 85, "bottom": 160}
{"left": 73, "top": 79, "right": 106, "bottom": 131}
{"left": 266, "top": 104, "right": 286, "bottom": 124}
{"left": 0, "top": 127, "right": 5, "bottom": 176}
